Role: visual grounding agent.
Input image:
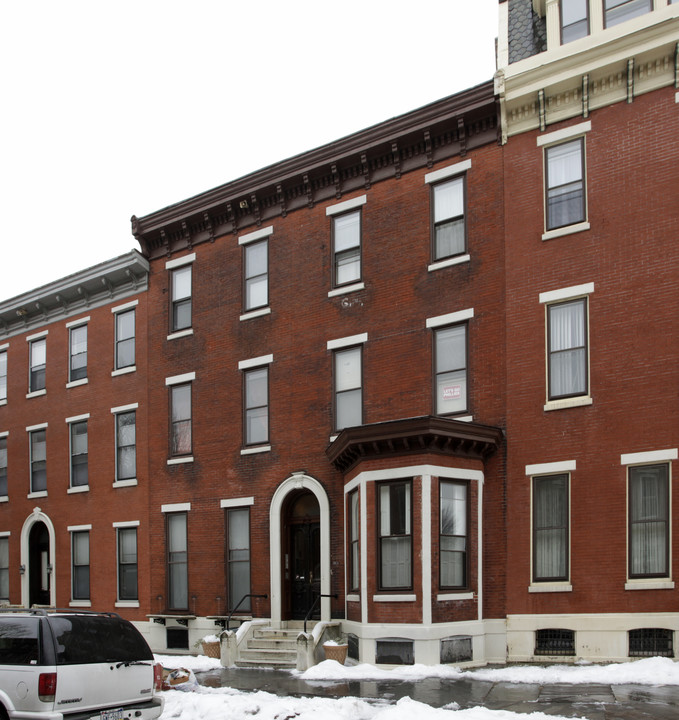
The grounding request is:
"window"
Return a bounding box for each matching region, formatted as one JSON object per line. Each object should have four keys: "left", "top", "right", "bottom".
{"left": 349, "top": 490, "right": 359, "bottom": 592}
{"left": 435, "top": 325, "right": 467, "bottom": 415}
{"left": 0, "top": 537, "right": 8, "bottom": 603}
{"left": 117, "top": 527, "right": 138, "bottom": 601}
{"left": 116, "top": 411, "right": 136, "bottom": 481}
{"left": 432, "top": 176, "right": 466, "bottom": 261}
{"left": 69, "top": 420, "right": 88, "bottom": 488}
{"left": 561, "top": 0, "right": 589, "bottom": 42}
{"left": 72, "top": 531, "right": 90, "bottom": 600}
{"left": 334, "top": 346, "right": 362, "bottom": 431}
{"left": 629, "top": 628, "right": 674, "bottom": 658}
{"left": 171, "top": 265, "right": 192, "bottom": 332}
{"left": 545, "top": 138, "right": 585, "bottom": 231}
{"left": 0, "top": 437, "right": 6, "bottom": 497}
{"left": 535, "top": 628, "right": 575, "bottom": 656}
{"left": 244, "top": 239, "right": 268, "bottom": 311}
{"left": 533, "top": 474, "right": 569, "bottom": 582}
{"left": 333, "top": 210, "right": 361, "bottom": 287}
{"left": 29, "top": 338, "right": 46, "bottom": 393}
{"left": 378, "top": 481, "right": 412, "bottom": 590}
{"left": 30, "top": 429, "right": 46, "bottom": 493}
{"left": 440, "top": 481, "right": 468, "bottom": 589}
{"left": 629, "top": 464, "right": 669, "bottom": 578}
{"left": 547, "top": 298, "right": 588, "bottom": 400}
{"left": 69, "top": 325, "right": 87, "bottom": 382}
{"left": 226, "top": 508, "right": 250, "bottom": 611}
{"left": 0, "top": 350, "right": 6, "bottom": 402}
{"left": 115, "top": 309, "right": 135, "bottom": 370}
{"left": 244, "top": 367, "right": 268, "bottom": 446}
{"left": 170, "top": 384, "right": 192, "bottom": 456}
{"left": 604, "top": 0, "right": 652, "bottom": 28}
{"left": 167, "top": 513, "right": 188, "bottom": 610}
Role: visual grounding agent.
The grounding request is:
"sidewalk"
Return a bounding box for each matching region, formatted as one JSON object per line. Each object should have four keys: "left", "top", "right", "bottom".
{"left": 196, "top": 665, "right": 679, "bottom": 719}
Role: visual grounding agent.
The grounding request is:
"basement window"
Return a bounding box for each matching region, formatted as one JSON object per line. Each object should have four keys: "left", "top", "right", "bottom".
{"left": 375, "top": 638, "right": 414, "bottom": 665}
{"left": 535, "top": 628, "right": 575, "bottom": 656}
{"left": 629, "top": 628, "right": 673, "bottom": 658}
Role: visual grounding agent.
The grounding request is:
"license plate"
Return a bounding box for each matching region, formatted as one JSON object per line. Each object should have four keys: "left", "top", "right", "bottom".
{"left": 101, "top": 709, "right": 124, "bottom": 720}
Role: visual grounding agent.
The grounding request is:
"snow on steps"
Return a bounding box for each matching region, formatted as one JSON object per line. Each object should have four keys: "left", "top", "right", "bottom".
{"left": 235, "top": 622, "right": 315, "bottom": 669}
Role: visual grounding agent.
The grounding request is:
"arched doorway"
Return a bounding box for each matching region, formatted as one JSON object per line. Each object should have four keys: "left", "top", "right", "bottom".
{"left": 28, "top": 521, "right": 50, "bottom": 607}
{"left": 283, "top": 491, "right": 320, "bottom": 620}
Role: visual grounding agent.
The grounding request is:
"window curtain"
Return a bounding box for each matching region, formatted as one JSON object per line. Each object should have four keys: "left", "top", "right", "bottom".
{"left": 549, "top": 300, "right": 586, "bottom": 397}
{"left": 630, "top": 465, "right": 668, "bottom": 576}
{"left": 380, "top": 484, "right": 411, "bottom": 588}
{"left": 547, "top": 139, "right": 584, "bottom": 228}
{"left": 534, "top": 475, "right": 567, "bottom": 580}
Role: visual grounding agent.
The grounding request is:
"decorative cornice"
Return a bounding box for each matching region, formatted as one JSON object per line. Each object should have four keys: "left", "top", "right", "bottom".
{"left": 131, "top": 82, "right": 499, "bottom": 260}
{"left": 326, "top": 415, "right": 503, "bottom": 474}
{"left": 0, "top": 251, "right": 148, "bottom": 339}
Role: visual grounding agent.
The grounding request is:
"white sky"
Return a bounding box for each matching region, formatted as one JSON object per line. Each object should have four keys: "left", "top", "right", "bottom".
{"left": 0, "top": 1, "right": 498, "bottom": 303}
{"left": 155, "top": 654, "right": 679, "bottom": 720}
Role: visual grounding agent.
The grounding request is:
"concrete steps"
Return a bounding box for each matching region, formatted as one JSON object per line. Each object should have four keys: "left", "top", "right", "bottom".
{"left": 235, "top": 623, "right": 313, "bottom": 669}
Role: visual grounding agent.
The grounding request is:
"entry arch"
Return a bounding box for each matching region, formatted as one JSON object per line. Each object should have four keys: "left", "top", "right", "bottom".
{"left": 20, "top": 508, "right": 56, "bottom": 607}
{"left": 269, "top": 473, "right": 330, "bottom": 626}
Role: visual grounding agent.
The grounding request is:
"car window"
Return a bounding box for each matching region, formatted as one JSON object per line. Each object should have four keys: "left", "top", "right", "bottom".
{"left": 49, "top": 616, "right": 153, "bottom": 664}
{"left": 0, "top": 618, "right": 40, "bottom": 665}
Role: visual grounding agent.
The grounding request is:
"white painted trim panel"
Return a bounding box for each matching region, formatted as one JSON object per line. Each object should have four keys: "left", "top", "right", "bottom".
{"left": 525, "top": 460, "right": 576, "bottom": 476}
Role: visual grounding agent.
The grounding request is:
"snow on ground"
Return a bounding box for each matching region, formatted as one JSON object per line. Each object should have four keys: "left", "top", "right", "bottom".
{"left": 154, "top": 654, "right": 679, "bottom": 720}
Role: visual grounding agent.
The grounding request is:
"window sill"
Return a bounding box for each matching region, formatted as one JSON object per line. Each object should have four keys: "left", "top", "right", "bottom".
{"left": 240, "top": 307, "right": 271, "bottom": 322}
{"left": 112, "top": 366, "right": 136, "bottom": 377}
{"left": 542, "top": 221, "right": 590, "bottom": 242}
{"left": 0, "top": 399, "right": 6, "bottom": 406}
{"left": 544, "top": 396, "right": 592, "bottom": 412}
{"left": 346, "top": 594, "right": 360, "bottom": 603}
{"left": 67, "top": 485, "right": 89, "bottom": 494}
{"left": 437, "top": 591, "right": 474, "bottom": 601}
{"left": 26, "top": 389, "right": 46, "bottom": 399}
{"left": 625, "top": 580, "right": 674, "bottom": 591}
{"left": 529, "top": 583, "right": 573, "bottom": 593}
{"left": 168, "top": 456, "right": 194, "bottom": 465}
{"left": 328, "top": 282, "right": 365, "bottom": 298}
{"left": 167, "top": 328, "right": 194, "bottom": 341}
{"left": 0, "top": 496, "right": 7, "bottom": 503}
{"left": 66, "top": 378, "right": 88, "bottom": 389}
{"left": 115, "top": 600, "right": 140, "bottom": 608}
{"left": 27, "top": 491, "right": 47, "bottom": 499}
{"left": 241, "top": 445, "right": 271, "bottom": 456}
{"left": 428, "top": 254, "right": 471, "bottom": 273}
{"left": 113, "top": 478, "right": 138, "bottom": 488}
{"left": 373, "top": 594, "right": 416, "bottom": 602}
{"left": 69, "top": 600, "right": 92, "bottom": 608}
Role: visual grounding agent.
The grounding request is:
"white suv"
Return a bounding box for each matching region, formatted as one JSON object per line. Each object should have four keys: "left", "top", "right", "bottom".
{"left": 0, "top": 609, "right": 164, "bottom": 720}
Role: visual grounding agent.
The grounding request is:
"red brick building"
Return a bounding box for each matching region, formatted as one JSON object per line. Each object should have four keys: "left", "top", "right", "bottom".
{"left": 1, "top": 0, "right": 678, "bottom": 667}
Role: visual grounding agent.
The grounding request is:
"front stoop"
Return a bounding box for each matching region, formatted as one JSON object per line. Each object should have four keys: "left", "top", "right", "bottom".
{"left": 235, "top": 622, "right": 314, "bottom": 669}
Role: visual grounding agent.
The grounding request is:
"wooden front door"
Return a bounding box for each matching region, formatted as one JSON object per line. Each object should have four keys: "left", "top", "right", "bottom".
{"left": 283, "top": 491, "right": 320, "bottom": 620}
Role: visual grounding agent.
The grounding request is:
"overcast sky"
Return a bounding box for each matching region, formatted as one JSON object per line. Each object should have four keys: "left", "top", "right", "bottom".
{"left": 0, "top": 1, "right": 498, "bottom": 303}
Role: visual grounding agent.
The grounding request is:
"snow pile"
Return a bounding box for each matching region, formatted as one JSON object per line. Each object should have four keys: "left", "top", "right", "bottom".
{"left": 155, "top": 653, "right": 222, "bottom": 673}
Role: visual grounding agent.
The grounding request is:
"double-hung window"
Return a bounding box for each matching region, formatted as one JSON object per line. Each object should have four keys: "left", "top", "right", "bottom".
{"left": 117, "top": 525, "right": 138, "bottom": 601}
{"left": 114, "top": 307, "right": 135, "bottom": 370}
{"left": 244, "top": 240, "right": 268, "bottom": 312}
{"left": 432, "top": 177, "right": 466, "bottom": 261}
{"left": 115, "top": 409, "right": 136, "bottom": 482}
{"left": 0, "top": 348, "right": 7, "bottom": 402}
{"left": 378, "top": 480, "right": 412, "bottom": 590}
{"left": 348, "top": 490, "right": 359, "bottom": 592}
{"left": 69, "top": 419, "right": 88, "bottom": 488}
{"left": 69, "top": 324, "right": 87, "bottom": 382}
{"left": 560, "top": 0, "right": 589, "bottom": 43}
{"left": 171, "top": 266, "right": 192, "bottom": 332}
{"left": 29, "top": 427, "right": 47, "bottom": 494}
{"left": 0, "top": 435, "right": 7, "bottom": 497}
{"left": 604, "top": 0, "right": 652, "bottom": 28}
{"left": 435, "top": 324, "right": 468, "bottom": 415}
{"left": 71, "top": 529, "right": 90, "bottom": 601}
{"left": 628, "top": 464, "right": 669, "bottom": 579}
{"left": 545, "top": 138, "right": 586, "bottom": 231}
{"left": 547, "top": 298, "right": 588, "bottom": 400}
{"left": 29, "top": 337, "right": 46, "bottom": 393}
{"left": 166, "top": 512, "right": 188, "bottom": 610}
{"left": 0, "top": 536, "right": 8, "bottom": 603}
{"left": 244, "top": 367, "right": 269, "bottom": 446}
{"left": 327, "top": 195, "right": 366, "bottom": 291}
{"left": 334, "top": 346, "right": 362, "bottom": 431}
{"left": 226, "top": 507, "right": 251, "bottom": 611}
{"left": 440, "top": 481, "right": 468, "bottom": 589}
{"left": 533, "top": 474, "right": 569, "bottom": 582}
{"left": 170, "top": 384, "right": 192, "bottom": 457}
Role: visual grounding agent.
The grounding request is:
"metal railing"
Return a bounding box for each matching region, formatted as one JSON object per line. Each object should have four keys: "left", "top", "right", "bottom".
{"left": 303, "top": 593, "right": 337, "bottom": 634}
{"left": 226, "top": 594, "right": 268, "bottom": 631}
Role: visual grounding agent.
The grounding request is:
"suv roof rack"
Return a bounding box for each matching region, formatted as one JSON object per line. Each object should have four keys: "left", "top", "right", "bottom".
{"left": 0, "top": 607, "right": 121, "bottom": 618}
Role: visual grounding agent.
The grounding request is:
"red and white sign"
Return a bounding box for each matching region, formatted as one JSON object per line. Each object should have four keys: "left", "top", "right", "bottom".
{"left": 443, "top": 385, "right": 462, "bottom": 400}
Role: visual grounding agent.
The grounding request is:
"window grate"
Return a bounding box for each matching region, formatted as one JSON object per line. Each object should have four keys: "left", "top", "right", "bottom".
{"left": 629, "top": 628, "right": 673, "bottom": 658}
{"left": 535, "top": 628, "right": 575, "bottom": 656}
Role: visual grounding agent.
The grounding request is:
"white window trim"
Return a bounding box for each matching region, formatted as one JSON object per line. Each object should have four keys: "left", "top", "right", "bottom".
{"left": 537, "top": 120, "right": 591, "bottom": 147}
{"left": 111, "top": 366, "right": 136, "bottom": 377}
{"left": 112, "top": 520, "right": 140, "bottom": 528}
{"left": 0, "top": 343, "right": 8, "bottom": 351}
{"left": 625, "top": 580, "right": 675, "bottom": 591}
{"left": 67, "top": 486, "right": 89, "bottom": 495}
{"left": 325, "top": 194, "right": 367, "bottom": 216}
{"left": 165, "top": 252, "right": 196, "bottom": 270}
{"left": 27, "top": 491, "right": 47, "bottom": 499}
{"left": 65, "top": 413, "right": 90, "bottom": 424}
{"left": 162, "top": 503, "right": 191, "bottom": 513}
{"left": 26, "top": 422, "right": 48, "bottom": 432}
{"left": 542, "top": 221, "right": 591, "bottom": 242}
{"left": 65, "top": 317, "right": 90, "bottom": 329}
{"left": 26, "top": 330, "right": 48, "bottom": 342}
{"left": 428, "top": 254, "right": 471, "bottom": 273}
{"left": 327, "top": 333, "right": 368, "bottom": 351}
{"left": 373, "top": 594, "right": 417, "bottom": 602}
{"left": 240, "top": 307, "right": 272, "bottom": 322}
{"left": 424, "top": 158, "right": 472, "bottom": 184}
{"left": 66, "top": 379, "right": 88, "bottom": 389}
{"left": 426, "top": 308, "right": 474, "bottom": 329}
{"left": 68, "top": 524, "right": 92, "bottom": 532}
{"left": 528, "top": 583, "right": 573, "bottom": 593}
{"left": 26, "top": 390, "right": 47, "bottom": 399}
{"left": 526, "top": 460, "right": 576, "bottom": 475}
{"left": 69, "top": 600, "right": 92, "bottom": 608}
{"left": 241, "top": 445, "right": 271, "bottom": 456}
{"left": 621, "top": 449, "right": 678, "bottom": 465}
{"left": 239, "top": 226, "right": 274, "bottom": 245}
{"left": 113, "top": 479, "right": 138, "bottom": 488}
{"left": 539, "top": 282, "right": 594, "bottom": 304}
{"left": 0, "top": 431, "right": 8, "bottom": 438}
{"left": 165, "top": 372, "right": 196, "bottom": 386}
{"left": 238, "top": 354, "right": 273, "bottom": 371}
{"left": 167, "top": 456, "right": 194, "bottom": 466}
{"left": 111, "top": 299, "right": 138, "bottom": 314}
{"left": 328, "top": 282, "right": 365, "bottom": 298}
{"left": 346, "top": 593, "right": 360, "bottom": 603}
{"left": 220, "top": 497, "right": 255, "bottom": 509}
{"left": 111, "top": 403, "right": 139, "bottom": 414}
{"left": 167, "top": 328, "right": 194, "bottom": 341}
